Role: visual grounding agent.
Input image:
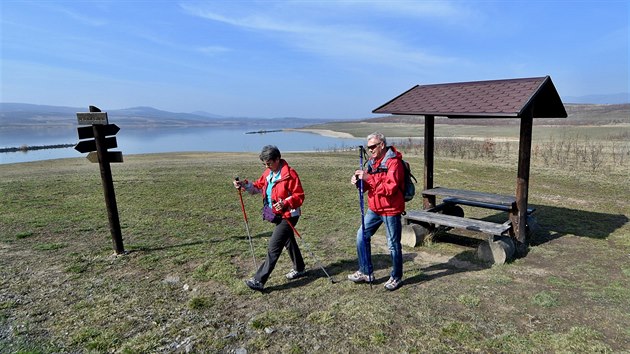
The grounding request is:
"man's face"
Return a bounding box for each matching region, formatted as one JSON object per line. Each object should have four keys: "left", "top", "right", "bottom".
{"left": 366, "top": 138, "right": 384, "bottom": 158}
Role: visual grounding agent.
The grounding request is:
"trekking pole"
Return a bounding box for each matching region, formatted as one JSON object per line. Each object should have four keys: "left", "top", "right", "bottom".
{"left": 284, "top": 217, "right": 335, "bottom": 284}
{"left": 358, "top": 146, "right": 372, "bottom": 289}
{"left": 235, "top": 177, "right": 257, "bottom": 269}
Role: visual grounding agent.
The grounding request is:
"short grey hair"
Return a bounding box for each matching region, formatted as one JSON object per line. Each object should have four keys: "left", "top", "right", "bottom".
{"left": 259, "top": 145, "right": 281, "bottom": 162}
{"left": 367, "top": 131, "right": 387, "bottom": 146}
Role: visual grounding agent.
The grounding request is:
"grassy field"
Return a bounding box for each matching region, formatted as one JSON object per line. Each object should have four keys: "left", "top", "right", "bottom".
{"left": 305, "top": 120, "right": 630, "bottom": 141}
{"left": 1, "top": 134, "right": 629, "bottom": 352}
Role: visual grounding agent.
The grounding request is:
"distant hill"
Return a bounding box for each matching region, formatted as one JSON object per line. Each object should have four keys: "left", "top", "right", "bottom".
{"left": 364, "top": 103, "right": 630, "bottom": 126}
{"left": 0, "top": 103, "right": 331, "bottom": 128}
{"left": 1, "top": 102, "right": 628, "bottom": 128}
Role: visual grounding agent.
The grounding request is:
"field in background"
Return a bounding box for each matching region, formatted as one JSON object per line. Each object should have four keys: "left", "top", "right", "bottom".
{"left": 306, "top": 105, "right": 630, "bottom": 176}
{"left": 1, "top": 123, "right": 629, "bottom": 353}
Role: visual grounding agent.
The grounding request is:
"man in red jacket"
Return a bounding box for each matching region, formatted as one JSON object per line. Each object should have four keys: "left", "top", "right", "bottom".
{"left": 349, "top": 132, "right": 405, "bottom": 291}
{"left": 234, "top": 145, "right": 306, "bottom": 291}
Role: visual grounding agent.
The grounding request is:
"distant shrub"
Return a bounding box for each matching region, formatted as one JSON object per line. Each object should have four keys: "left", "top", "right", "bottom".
{"left": 531, "top": 290, "right": 559, "bottom": 308}
{"left": 16, "top": 231, "right": 33, "bottom": 239}
{"left": 189, "top": 296, "right": 213, "bottom": 310}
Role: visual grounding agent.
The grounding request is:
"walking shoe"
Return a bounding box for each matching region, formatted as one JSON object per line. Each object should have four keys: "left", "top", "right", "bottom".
{"left": 245, "top": 278, "right": 264, "bottom": 291}
{"left": 285, "top": 269, "right": 307, "bottom": 280}
{"left": 347, "top": 270, "right": 375, "bottom": 283}
{"left": 384, "top": 277, "right": 402, "bottom": 291}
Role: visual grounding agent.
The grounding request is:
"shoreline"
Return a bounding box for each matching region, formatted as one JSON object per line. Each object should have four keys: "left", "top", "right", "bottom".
{"left": 284, "top": 128, "right": 355, "bottom": 139}
{"left": 285, "top": 128, "right": 522, "bottom": 142}
{"left": 0, "top": 143, "right": 74, "bottom": 153}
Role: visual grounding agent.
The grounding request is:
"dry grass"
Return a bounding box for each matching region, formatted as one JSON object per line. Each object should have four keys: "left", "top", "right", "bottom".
{"left": 1, "top": 147, "right": 629, "bottom": 352}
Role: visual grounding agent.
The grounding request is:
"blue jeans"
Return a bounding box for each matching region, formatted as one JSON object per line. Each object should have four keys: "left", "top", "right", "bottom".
{"left": 356, "top": 209, "right": 403, "bottom": 280}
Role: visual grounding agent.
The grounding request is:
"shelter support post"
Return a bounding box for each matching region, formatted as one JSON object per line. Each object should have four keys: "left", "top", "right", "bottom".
{"left": 512, "top": 106, "right": 534, "bottom": 250}
{"left": 423, "top": 115, "right": 435, "bottom": 209}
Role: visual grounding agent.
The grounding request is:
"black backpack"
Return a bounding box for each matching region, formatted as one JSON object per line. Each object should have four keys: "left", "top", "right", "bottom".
{"left": 400, "top": 160, "right": 417, "bottom": 202}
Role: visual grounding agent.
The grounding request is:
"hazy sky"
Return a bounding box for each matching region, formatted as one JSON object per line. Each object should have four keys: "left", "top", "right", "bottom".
{"left": 1, "top": 1, "right": 628, "bottom": 119}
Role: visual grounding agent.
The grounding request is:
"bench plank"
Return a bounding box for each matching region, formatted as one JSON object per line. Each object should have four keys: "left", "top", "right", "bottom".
{"left": 422, "top": 187, "right": 516, "bottom": 206}
{"left": 443, "top": 197, "right": 535, "bottom": 214}
{"left": 405, "top": 210, "right": 511, "bottom": 236}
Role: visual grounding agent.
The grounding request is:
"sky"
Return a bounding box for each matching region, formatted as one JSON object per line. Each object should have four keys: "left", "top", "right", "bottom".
{"left": 1, "top": 1, "right": 628, "bottom": 119}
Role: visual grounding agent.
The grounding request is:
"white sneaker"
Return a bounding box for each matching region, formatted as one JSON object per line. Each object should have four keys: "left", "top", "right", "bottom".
{"left": 285, "top": 269, "right": 306, "bottom": 280}
{"left": 347, "top": 270, "right": 374, "bottom": 283}
{"left": 384, "top": 277, "right": 402, "bottom": 291}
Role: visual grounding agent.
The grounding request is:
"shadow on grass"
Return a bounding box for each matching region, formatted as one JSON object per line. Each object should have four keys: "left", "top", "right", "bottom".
{"left": 265, "top": 206, "right": 627, "bottom": 292}
{"left": 233, "top": 231, "right": 270, "bottom": 243}
{"left": 263, "top": 256, "right": 397, "bottom": 292}
{"left": 130, "top": 240, "right": 209, "bottom": 252}
{"left": 264, "top": 250, "right": 488, "bottom": 292}
{"left": 403, "top": 243, "right": 490, "bottom": 286}
{"left": 478, "top": 205, "right": 628, "bottom": 245}
{"left": 262, "top": 258, "right": 360, "bottom": 292}
{"left": 528, "top": 205, "right": 628, "bottom": 244}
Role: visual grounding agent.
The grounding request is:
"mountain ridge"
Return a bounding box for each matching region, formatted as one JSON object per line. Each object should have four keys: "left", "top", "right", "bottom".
{"left": 1, "top": 102, "right": 628, "bottom": 128}
{"left": 0, "top": 103, "right": 335, "bottom": 128}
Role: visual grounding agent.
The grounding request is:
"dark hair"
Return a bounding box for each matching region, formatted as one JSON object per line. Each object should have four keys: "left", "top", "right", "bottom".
{"left": 259, "top": 145, "right": 281, "bottom": 162}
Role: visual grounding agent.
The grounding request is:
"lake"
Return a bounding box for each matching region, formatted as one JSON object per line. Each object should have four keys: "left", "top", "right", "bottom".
{"left": 0, "top": 125, "right": 363, "bottom": 164}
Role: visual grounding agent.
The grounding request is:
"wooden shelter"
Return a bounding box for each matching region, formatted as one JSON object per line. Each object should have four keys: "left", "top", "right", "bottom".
{"left": 373, "top": 76, "right": 567, "bottom": 258}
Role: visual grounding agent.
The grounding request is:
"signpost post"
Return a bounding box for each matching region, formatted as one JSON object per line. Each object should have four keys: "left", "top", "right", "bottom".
{"left": 74, "top": 105, "right": 125, "bottom": 254}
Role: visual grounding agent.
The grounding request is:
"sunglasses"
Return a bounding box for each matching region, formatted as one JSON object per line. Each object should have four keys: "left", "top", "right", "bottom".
{"left": 367, "top": 142, "right": 382, "bottom": 150}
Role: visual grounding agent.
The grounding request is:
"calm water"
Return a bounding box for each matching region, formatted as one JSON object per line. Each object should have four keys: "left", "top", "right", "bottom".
{"left": 0, "top": 126, "right": 363, "bottom": 164}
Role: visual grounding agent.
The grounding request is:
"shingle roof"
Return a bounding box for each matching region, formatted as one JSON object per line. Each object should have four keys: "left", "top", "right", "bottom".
{"left": 372, "top": 76, "right": 567, "bottom": 118}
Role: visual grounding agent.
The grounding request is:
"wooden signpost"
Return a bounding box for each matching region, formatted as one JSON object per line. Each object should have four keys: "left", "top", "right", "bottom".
{"left": 74, "top": 105, "right": 125, "bottom": 254}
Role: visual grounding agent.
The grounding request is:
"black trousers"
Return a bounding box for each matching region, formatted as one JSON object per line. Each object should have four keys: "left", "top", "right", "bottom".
{"left": 254, "top": 216, "right": 305, "bottom": 284}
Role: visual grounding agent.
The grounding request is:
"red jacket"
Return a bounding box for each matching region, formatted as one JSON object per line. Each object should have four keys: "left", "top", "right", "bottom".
{"left": 246, "top": 159, "right": 304, "bottom": 218}
{"left": 363, "top": 146, "right": 405, "bottom": 216}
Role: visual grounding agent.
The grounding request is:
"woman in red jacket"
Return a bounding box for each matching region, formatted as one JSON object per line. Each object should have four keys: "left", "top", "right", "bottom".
{"left": 233, "top": 145, "right": 306, "bottom": 291}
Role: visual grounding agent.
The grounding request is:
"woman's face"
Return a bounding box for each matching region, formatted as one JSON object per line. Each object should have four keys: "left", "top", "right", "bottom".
{"left": 263, "top": 158, "right": 281, "bottom": 172}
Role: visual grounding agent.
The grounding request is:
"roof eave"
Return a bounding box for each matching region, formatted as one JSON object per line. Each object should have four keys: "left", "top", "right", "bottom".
{"left": 371, "top": 85, "right": 419, "bottom": 114}
{"left": 377, "top": 112, "right": 520, "bottom": 118}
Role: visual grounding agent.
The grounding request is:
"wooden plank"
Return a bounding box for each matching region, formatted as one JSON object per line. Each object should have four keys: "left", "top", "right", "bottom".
{"left": 405, "top": 210, "right": 511, "bottom": 236}
{"left": 443, "top": 197, "right": 535, "bottom": 214}
{"left": 422, "top": 187, "right": 515, "bottom": 206}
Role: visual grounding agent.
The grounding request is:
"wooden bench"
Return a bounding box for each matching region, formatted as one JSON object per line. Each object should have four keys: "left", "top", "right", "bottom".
{"left": 422, "top": 187, "right": 535, "bottom": 214}
{"left": 402, "top": 187, "right": 538, "bottom": 237}
{"left": 405, "top": 210, "right": 511, "bottom": 236}
{"left": 423, "top": 187, "right": 516, "bottom": 207}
